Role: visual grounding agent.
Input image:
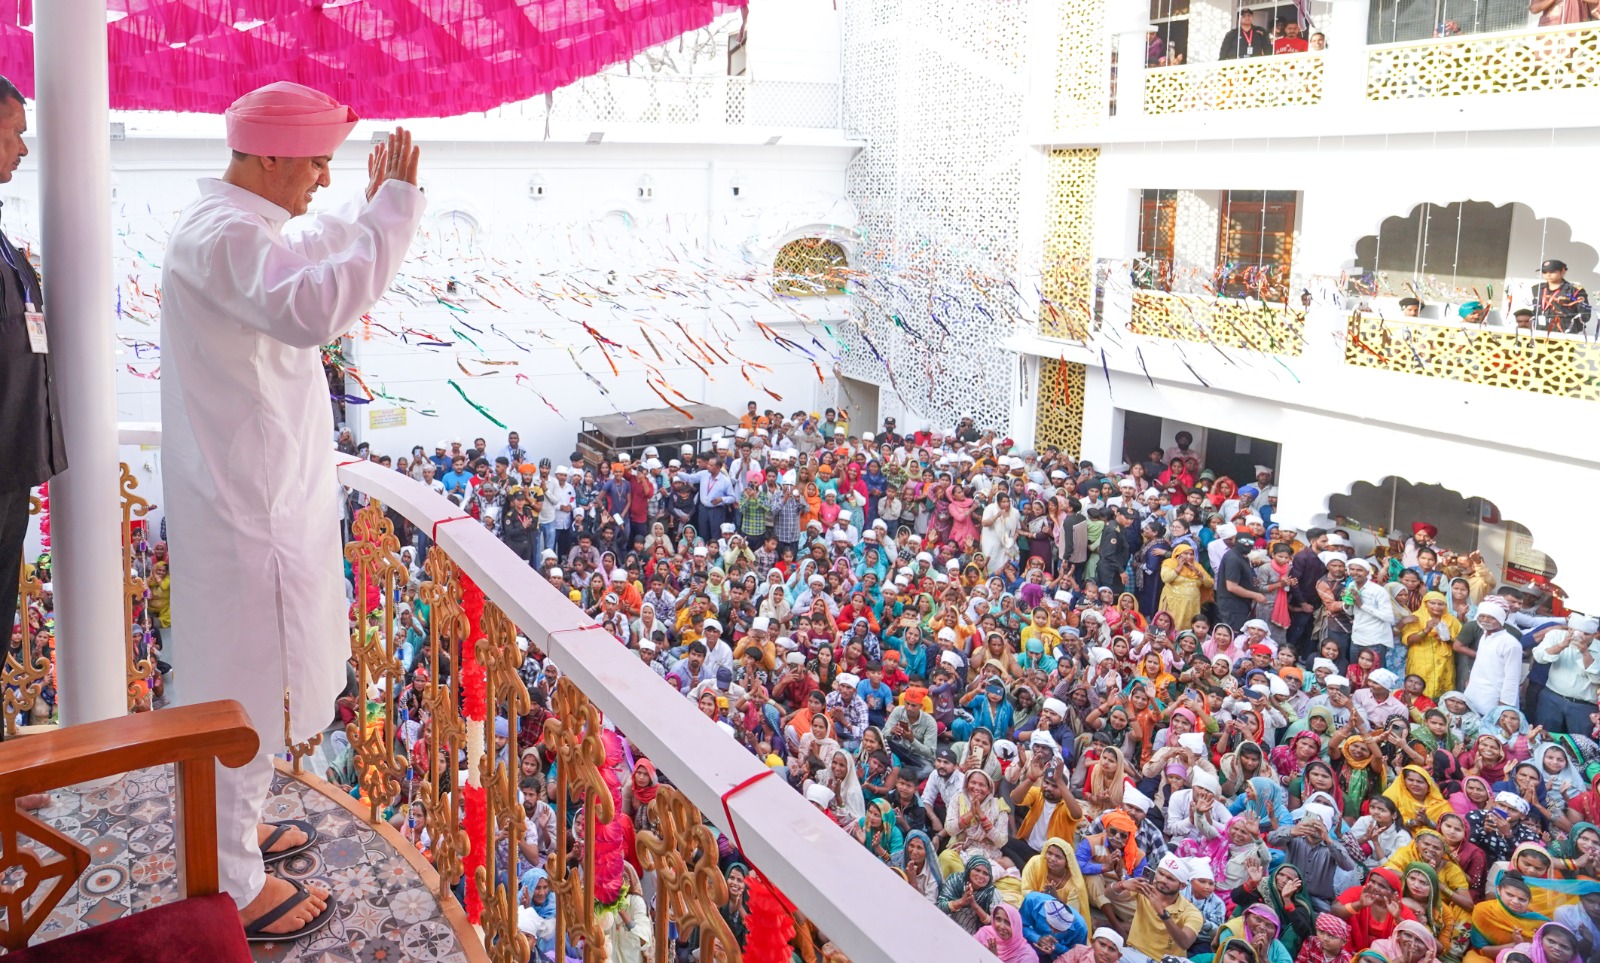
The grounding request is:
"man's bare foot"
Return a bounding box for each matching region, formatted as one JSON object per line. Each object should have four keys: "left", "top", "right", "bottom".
{"left": 257, "top": 822, "right": 308, "bottom": 855}
{"left": 17, "top": 793, "right": 51, "bottom": 810}
{"left": 238, "top": 875, "right": 330, "bottom": 936}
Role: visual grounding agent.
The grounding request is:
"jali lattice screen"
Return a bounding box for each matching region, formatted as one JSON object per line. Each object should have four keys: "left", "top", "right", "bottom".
{"left": 773, "top": 238, "right": 849, "bottom": 297}
{"left": 1041, "top": 148, "right": 1100, "bottom": 341}
{"left": 1036, "top": 358, "right": 1088, "bottom": 457}
{"left": 840, "top": 0, "right": 1032, "bottom": 432}
{"left": 1345, "top": 315, "right": 1600, "bottom": 400}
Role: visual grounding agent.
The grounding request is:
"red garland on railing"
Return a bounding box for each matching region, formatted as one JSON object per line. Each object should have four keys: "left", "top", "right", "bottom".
{"left": 594, "top": 729, "right": 628, "bottom": 906}
{"left": 462, "top": 783, "right": 488, "bottom": 922}
{"left": 459, "top": 571, "right": 489, "bottom": 720}
{"left": 459, "top": 571, "right": 490, "bottom": 923}
{"left": 744, "top": 872, "right": 798, "bottom": 963}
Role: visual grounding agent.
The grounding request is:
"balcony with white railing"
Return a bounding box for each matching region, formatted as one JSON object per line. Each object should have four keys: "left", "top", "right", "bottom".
{"left": 1068, "top": 8, "right": 1598, "bottom": 134}
{"left": 3, "top": 427, "right": 986, "bottom": 963}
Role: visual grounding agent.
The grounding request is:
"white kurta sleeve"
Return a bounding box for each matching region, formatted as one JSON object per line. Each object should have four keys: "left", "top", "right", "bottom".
{"left": 204, "top": 181, "right": 425, "bottom": 348}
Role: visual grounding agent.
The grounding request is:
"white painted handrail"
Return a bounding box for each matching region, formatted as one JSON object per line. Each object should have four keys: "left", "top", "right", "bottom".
{"left": 119, "top": 425, "right": 995, "bottom": 963}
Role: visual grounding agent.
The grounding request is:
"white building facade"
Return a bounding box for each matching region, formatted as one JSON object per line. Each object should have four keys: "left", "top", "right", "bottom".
{"left": 835, "top": 0, "right": 1598, "bottom": 606}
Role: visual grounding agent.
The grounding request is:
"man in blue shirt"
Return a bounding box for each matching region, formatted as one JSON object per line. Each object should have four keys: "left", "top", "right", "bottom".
{"left": 678, "top": 456, "right": 736, "bottom": 540}
{"left": 857, "top": 661, "right": 894, "bottom": 729}
{"left": 440, "top": 455, "right": 474, "bottom": 496}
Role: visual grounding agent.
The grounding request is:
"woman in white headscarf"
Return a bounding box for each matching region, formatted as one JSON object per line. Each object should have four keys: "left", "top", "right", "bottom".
{"left": 807, "top": 748, "right": 866, "bottom": 824}
{"left": 981, "top": 492, "right": 1022, "bottom": 575}
{"left": 943, "top": 768, "right": 1009, "bottom": 873}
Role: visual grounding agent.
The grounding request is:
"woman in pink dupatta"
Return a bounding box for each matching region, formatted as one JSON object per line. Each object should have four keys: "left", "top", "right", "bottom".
{"left": 948, "top": 487, "right": 979, "bottom": 549}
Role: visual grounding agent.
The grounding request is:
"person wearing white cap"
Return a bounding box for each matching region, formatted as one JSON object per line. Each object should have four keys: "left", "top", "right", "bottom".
{"left": 1353, "top": 667, "right": 1409, "bottom": 730}
{"left": 1165, "top": 767, "right": 1230, "bottom": 840}
{"left": 1180, "top": 856, "right": 1225, "bottom": 947}
{"left": 1342, "top": 555, "right": 1397, "bottom": 665}
{"left": 162, "top": 85, "right": 425, "bottom": 938}
{"left": 1531, "top": 612, "right": 1600, "bottom": 733}
{"left": 826, "top": 671, "right": 868, "bottom": 749}
{"left": 804, "top": 783, "right": 836, "bottom": 811}
{"left": 1109, "top": 852, "right": 1203, "bottom": 960}
{"left": 1462, "top": 598, "right": 1522, "bottom": 716}
{"left": 1005, "top": 730, "right": 1081, "bottom": 868}
{"left": 1090, "top": 926, "right": 1126, "bottom": 961}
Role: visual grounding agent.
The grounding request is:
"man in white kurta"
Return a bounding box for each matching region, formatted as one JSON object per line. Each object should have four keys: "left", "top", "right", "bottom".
{"left": 161, "top": 82, "right": 424, "bottom": 937}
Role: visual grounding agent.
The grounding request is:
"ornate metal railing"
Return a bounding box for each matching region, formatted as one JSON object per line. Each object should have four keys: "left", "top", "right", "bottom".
{"left": 1367, "top": 21, "right": 1600, "bottom": 100}
{"left": 321, "top": 458, "right": 974, "bottom": 963}
{"left": 1344, "top": 313, "right": 1600, "bottom": 399}
{"left": 90, "top": 431, "right": 978, "bottom": 961}
{"left": 1143, "top": 52, "right": 1324, "bottom": 114}
{"left": 119, "top": 464, "right": 156, "bottom": 711}
{"left": 3, "top": 491, "right": 48, "bottom": 735}
{"left": 1128, "top": 290, "right": 1306, "bottom": 355}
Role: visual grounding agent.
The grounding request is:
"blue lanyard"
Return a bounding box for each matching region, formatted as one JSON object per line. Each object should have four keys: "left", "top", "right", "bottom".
{"left": 0, "top": 230, "right": 38, "bottom": 307}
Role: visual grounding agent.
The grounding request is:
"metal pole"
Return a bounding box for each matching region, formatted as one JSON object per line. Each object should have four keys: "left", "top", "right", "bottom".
{"left": 35, "top": 0, "right": 126, "bottom": 727}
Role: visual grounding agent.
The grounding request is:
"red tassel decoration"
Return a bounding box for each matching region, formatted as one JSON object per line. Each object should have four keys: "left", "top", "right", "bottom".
{"left": 742, "top": 872, "right": 797, "bottom": 963}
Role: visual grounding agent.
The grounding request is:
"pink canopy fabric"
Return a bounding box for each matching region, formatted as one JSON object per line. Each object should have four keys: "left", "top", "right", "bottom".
{"left": 2, "top": 0, "right": 743, "bottom": 119}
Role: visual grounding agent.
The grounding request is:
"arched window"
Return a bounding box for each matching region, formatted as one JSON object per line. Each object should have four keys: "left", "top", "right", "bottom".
{"left": 773, "top": 238, "right": 849, "bottom": 297}
{"left": 436, "top": 209, "right": 480, "bottom": 256}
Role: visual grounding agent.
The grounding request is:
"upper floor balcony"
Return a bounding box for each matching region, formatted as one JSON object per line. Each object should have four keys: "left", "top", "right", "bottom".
{"left": 1053, "top": 0, "right": 1599, "bottom": 140}
{"left": 3, "top": 428, "right": 976, "bottom": 963}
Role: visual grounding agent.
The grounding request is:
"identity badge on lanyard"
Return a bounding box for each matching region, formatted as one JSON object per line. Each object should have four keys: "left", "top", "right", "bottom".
{"left": 25, "top": 302, "right": 47, "bottom": 354}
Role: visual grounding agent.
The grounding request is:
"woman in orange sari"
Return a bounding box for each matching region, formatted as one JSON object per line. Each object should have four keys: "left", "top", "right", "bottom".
{"left": 1107, "top": 593, "right": 1148, "bottom": 635}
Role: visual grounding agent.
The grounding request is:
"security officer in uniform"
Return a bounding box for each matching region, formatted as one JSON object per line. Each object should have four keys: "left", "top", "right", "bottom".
{"left": 1531, "top": 258, "right": 1590, "bottom": 334}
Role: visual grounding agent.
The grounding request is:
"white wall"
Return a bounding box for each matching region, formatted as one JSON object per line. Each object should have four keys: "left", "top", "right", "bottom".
{"left": 0, "top": 134, "right": 859, "bottom": 466}
{"left": 746, "top": 0, "right": 843, "bottom": 82}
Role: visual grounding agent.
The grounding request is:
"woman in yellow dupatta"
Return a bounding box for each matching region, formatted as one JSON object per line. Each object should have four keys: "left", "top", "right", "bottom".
{"left": 1404, "top": 592, "right": 1461, "bottom": 698}
{"left": 1465, "top": 870, "right": 1548, "bottom": 963}
{"left": 1383, "top": 764, "right": 1455, "bottom": 832}
{"left": 1020, "top": 837, "right": 1093, "bottom": 927}
{"left": 1159, "top": 543, "right": 1212, "bottom": 629}
{"left": 1382, "top": 829, "right": 1475, "bottom": 914}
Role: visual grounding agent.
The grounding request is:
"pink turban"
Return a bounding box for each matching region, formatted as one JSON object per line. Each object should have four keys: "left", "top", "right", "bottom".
{"left": 225, "top": 82, "right": 359, "bottom": 157}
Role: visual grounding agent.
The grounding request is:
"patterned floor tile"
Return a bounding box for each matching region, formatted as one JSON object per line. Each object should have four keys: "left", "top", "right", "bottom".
{"left": 21, "top": 765, "right": 471, "bottom": 963}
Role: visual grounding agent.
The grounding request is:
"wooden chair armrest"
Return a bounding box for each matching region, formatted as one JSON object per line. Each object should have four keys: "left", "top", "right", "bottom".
{"left": 0, "top": 699, "right": 261, "bottom": 950}
{"left": 0, "top": 700, "right": 259, "bottom": 797}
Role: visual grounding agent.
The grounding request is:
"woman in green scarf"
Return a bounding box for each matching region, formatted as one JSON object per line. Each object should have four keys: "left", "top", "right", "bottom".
{"left": 1260, "top": 862, "right": 1316, "bottom": 955}
{"left": 1399, "top": 861, "right": 1444, "bottom": 933}
{"left": 1409, "top": 708, "right": 1458, "bottom": 756}
{"left": 937, "top": 854, "right": 999, "bottom": 934}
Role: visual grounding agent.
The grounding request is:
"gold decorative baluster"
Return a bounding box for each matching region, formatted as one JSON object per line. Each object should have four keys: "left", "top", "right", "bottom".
{"left": 477, "top": 599, "right": 531, "bottom": 963}
{"left": 119, "top": 464, "right": 155, "bottom": 707}
{"left": 543, "top": 676, "right": 615, "bottom": 961}
{"left": 284, "top": 689, "right": 323, "bottom": 775}
{"left": 3, "top": 543, "right": 48, "bottom": 736}
{"left": 636, "top": 784, "right": 742, "bottom": 963}
{"left": 418, "top": 546, "right": 469, "bottom": 899}
{"left": 342, "top": 501, "right": 407, "bottom": 823}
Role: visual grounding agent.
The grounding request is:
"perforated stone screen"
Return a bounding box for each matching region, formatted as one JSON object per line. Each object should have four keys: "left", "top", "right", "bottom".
{"left": 839, "top": 0, "right": 1032, "bottom": 432}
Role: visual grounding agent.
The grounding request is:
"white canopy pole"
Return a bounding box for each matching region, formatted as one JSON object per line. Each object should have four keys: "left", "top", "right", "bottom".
{"left": 35, "top": 0, "right": 127, "bottom": 727}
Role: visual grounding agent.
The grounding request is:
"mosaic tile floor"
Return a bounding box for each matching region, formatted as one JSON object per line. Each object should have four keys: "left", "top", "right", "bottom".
{"left": 24, "top": 765, "right": 471, "bottom": 963}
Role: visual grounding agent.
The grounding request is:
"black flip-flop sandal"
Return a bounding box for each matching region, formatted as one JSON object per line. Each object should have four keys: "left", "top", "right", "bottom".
{"left": 260, "top": 819, "right": 318, "bottom": 864}
{"left": 244, "top": 878, "right": 337, "bottom": 944}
